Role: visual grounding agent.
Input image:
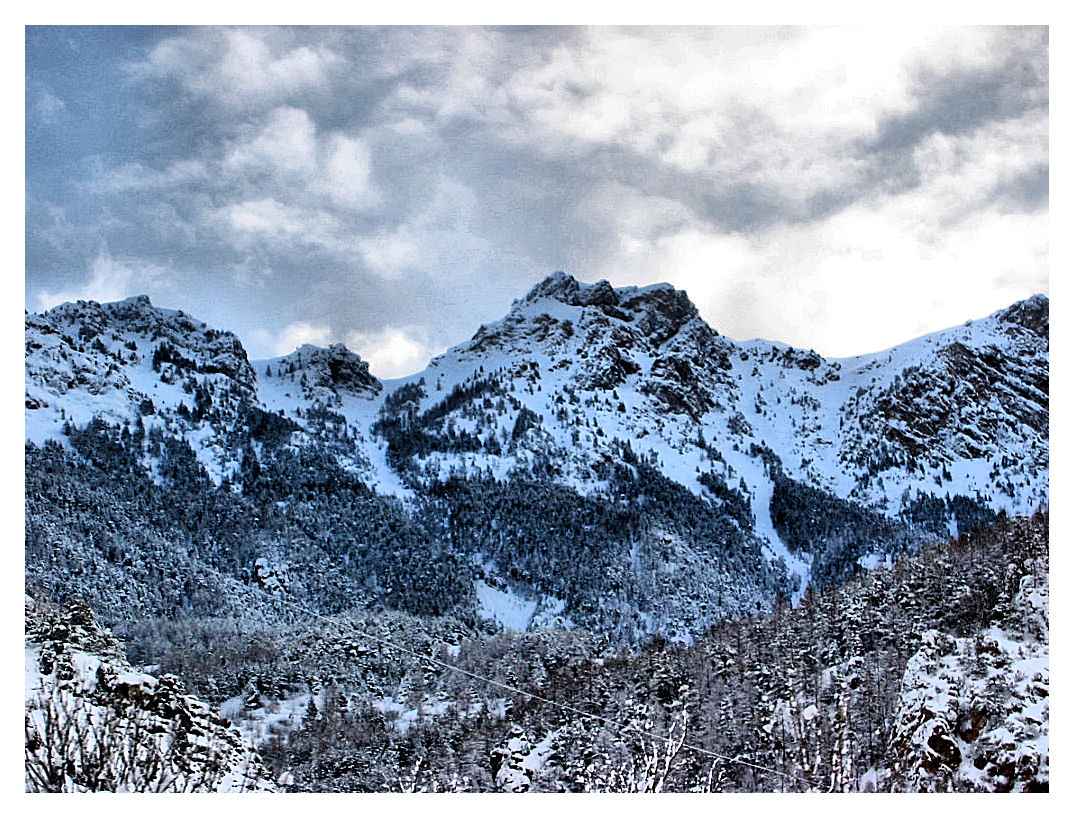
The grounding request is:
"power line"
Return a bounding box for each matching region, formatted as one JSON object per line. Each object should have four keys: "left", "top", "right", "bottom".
{"left": 265, "top": 592, "right": 817, "bottom": 789}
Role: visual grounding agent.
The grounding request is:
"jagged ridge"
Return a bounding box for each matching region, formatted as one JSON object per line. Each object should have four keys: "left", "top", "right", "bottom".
{"left": 24, "top": 277, "right": 1049, "bottom": 638}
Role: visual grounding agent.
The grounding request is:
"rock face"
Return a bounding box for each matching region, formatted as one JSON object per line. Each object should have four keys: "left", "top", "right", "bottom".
{"left": 841, "top": 315, "right": 1048, "bottom": 474}
{"left": 24, "top": 596, "right": 275, "bottom": 792}
{"left": 267, "top": 343, "right": 381, "bottom": 403}
{"left": 23, "top": 276, "right": 1049, "bottom": 636}
{"left": 886, "top": 558, "right": 1049, "bottom": 792}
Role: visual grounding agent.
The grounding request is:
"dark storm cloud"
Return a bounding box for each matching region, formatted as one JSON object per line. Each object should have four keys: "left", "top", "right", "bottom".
{"left": 991, "top": 166, "right": 1049, "bottom": 213}
{"left": 872, "top": 34, "right": 1047, "bottom": 155}
{"left": 26, "top": 26, "right": 1049, "bottom": 375}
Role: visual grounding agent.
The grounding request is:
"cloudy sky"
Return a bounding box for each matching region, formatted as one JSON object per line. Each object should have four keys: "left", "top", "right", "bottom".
{"left": 26, "top": 25, "right": 1048, "bottom": 377}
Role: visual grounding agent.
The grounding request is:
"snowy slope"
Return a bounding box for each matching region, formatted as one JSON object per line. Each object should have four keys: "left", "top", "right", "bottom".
{"left": 25, "top": 295, "right": 258, "bottom": 484}
{"left": 25, "top": 277, "right": 1049, "bottom": 627}
{"left": 24, "top": 597, "right": 274, "bottom": 792}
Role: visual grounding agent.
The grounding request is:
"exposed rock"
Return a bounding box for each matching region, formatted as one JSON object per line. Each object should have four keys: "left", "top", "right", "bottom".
{"left": 885, "top": 563, "right": 1049, "bottom": 792}
{"left": 24, "top": 596, "right": 275, "bottom": 792}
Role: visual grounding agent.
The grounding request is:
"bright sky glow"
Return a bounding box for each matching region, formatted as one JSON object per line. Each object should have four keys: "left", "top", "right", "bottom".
{"left": 26, "top": 25, "right": 1047, "bottom": 377}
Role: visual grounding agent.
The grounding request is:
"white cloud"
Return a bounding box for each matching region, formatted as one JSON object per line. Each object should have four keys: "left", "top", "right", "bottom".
{"left": 222, "top": 109, "right": 379, "bottom": 213}
{"left": 96, "top": 159, "right": 209, "bottom": 193}
{"left": 33, "top": 91, "right": 66, "bottom": 124}
{"left": 356, "top": 232, "right": 421, "bottom": 279}
{"left": 223, "top": 198, "right": 309, "bottom": 238}
{"left": 345, "top": 326, "right": 438, "bottom": 379}
{"left": 396, "top": 26, "right": 1041, "bottom": 208}
{"left": 36, "top": 251, "right": 166, "bottom": 310}
{"left": 136, "top": 28, "right": 341, "bottom": 111}
{"left": 583, "top": 158, "right": 1047, "bottom": 358}
{"left": 575, "top": 181, "right": 694, "bottom": 243}
{"left": 771, "top": 205, "right": 1048, "bottom": 356}
{"left": 214, "top": 196, "right": 363, "bottom": 261}
{"left": 313, "top": 132, "right": 377, "bottom": 209}
{"left": 250, "top": 321, "right": 334, "bottom": 357}
{"left": 224, "top": 106, "right": 318, "bottom": 180}
{"left": 213, "top": 107, "right": 379, "bottom": 255}
{"left": 356, "top": 175, "right": 478, "bottom": 279}
{"left": 908, "top": 109, "right": 1048, "bottom": 219}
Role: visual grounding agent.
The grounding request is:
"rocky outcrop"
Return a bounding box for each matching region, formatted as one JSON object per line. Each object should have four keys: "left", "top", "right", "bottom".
{"left": 25, "top": 597, "right": 275, "bottom": 793}
{"left": 885, "top": 563, "right": 1049, "bottom": 792}
{"left": 269, "top": 343, "right": 381, "bottom": 402}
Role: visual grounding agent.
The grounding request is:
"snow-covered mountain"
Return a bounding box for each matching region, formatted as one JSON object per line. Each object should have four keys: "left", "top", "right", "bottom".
{"left": 25, "top": 295, "right": 258, "bottom": 483}
{"left": 370, "top": 272, "right": 1047, "bottom": 512}
{"left": 24, "top": 274, "right": 1048, "bottom": 636}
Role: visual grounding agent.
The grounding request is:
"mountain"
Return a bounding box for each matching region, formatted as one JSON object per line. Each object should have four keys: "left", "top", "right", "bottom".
{"left": 24, "top": 275, "right": 1048, "bottom": 641}
{"left": 372, "top": 273, "right": 1046, "bottom": 511}
{"left": 25, "top": 295, "right": 258, "bottom": 483}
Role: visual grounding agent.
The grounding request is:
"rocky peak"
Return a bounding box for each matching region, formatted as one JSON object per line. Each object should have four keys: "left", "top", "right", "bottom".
{"left": 47, "top": 294, "right": 172, "bottom": 336}
{"left": 273, "top": 343, "right": 381, "bottom": 399}
{"left": 576, "top": 279, "right": 619, "bottom": 308}
{"left": 518, "top": 272, "right": 705, "bottom": 345}
{"left": 520, "top": 270, "right": 580, "bottom": 304}
{"left": 520, "top": 272, "right": 631, "bottom": 311}
{"left": 622, "top": 284, "right": 702, "bottom": 344}
{"left": 996, "top": 294, "right": 1048, "bottom": 337}
{"left": 108, "top": 293, "right": 155, "bottom": 315}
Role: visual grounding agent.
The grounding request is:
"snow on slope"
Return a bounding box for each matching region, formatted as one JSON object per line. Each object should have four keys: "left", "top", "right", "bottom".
{"left": 25, "top": 296, "right": 258, "bottom": 486}
{"left": 886, "top": 566, "right": 1049, "bottom": 791}
{"left": 24, "top": 597, "right": 274, "bottom": 792}
{"left": 25, "top": 279, "right": 1049, "bottom": 621}
{"left": 475, "top": 580, "right": 539, "bottom": 630}
{"left": 252, "top": 344, "right": 415, "bottom": 498}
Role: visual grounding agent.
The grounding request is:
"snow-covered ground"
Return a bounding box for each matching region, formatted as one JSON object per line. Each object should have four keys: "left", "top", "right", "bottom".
{"left": 475, "top": 580, "right": 539, "bottom": 630}
{"left": 25, "top": 641, "right": 273, "bottom": 792}
{"left": 887, "top": 567, "right": 1049, "bottom": 791}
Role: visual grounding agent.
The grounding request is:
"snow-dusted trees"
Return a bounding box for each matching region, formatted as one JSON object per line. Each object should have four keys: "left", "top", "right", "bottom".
{"left": 25, "top": 599, "right": 273, "bottom": 793}
{"left": 25, "top": 683, "right": 261, "bottom": 792}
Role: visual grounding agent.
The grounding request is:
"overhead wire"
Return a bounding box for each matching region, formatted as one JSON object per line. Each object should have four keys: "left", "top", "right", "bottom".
{"left": 263, "top": 591, "right": 817, "bottom": 789}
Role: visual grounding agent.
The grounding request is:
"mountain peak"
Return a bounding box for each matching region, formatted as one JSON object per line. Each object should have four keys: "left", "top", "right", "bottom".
{"left": 272, "top": 342, "right": 381, "bottom": 398}
{"left": 522, "top": 270, "right": 581, "bottom": 304}
{"left": 116, "top": 294, "right": 154, "bottom": 308}
{"left": 45, "top": 293, "right": 157, "bottom": 316}
{"left": 464, "top": 272, "right": 710, "bottom": 362}
{"left": 521, "top": 271, "right": 630, "bottom": 308}
{"left": 521, "top": 273, "right": 696, "bottom": 321}
{"left": 996, "top": 293, "right": 1048, "bottom": 336}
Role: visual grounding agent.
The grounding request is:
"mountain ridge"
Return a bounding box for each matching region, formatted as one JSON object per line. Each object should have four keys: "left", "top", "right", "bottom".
{"left": 25, "top": 274, "right": 1048, "bottom": 639}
